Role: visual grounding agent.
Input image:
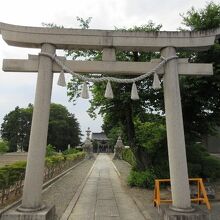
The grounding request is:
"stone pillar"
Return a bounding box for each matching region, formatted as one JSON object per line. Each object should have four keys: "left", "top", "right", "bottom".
{"left": 161, "top": 47, "right": 191, "bottom": 210}
{"left": 19, "top": 44, "right": 56, "bottom": 211}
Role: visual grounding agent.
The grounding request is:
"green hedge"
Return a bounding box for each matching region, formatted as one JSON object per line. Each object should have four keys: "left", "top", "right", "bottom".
{"left": 0, "top": 161, "right": 26, "bottom": 190}
{"left": 122, "top": 143, "right": 220, "bottom": 189}
{"left": 128, "top": 169, "right": 156, "bottom": 189}
{"left": 122, "top": 148, "right": 136, "bottom": 167}
{"left": 0, "top": 151, "right": 85, "bottom": 204}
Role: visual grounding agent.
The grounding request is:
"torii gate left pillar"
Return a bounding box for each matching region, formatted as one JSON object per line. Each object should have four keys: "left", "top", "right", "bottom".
{"left": 19, "top": 44, "right": 55, "bottom": 212}
{"left": 2, "top": 43, "right": 56, "bottom": 220}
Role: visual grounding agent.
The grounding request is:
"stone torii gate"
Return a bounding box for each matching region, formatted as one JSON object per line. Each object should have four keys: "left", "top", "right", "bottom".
{"left": 0, "top": 22, "right": 219, "bottom": 219}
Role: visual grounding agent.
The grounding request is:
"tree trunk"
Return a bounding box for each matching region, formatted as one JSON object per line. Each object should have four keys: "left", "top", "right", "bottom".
{"left": 123, "top": 101, "right": 148, "bottom": 171}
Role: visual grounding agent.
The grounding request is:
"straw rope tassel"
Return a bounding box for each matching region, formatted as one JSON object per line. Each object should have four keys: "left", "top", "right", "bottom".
{"left": 152, "top": 72, "right": 161, "bottom": 90}
{"left": 81, "top": 82, "right": 89, "bottom": 99}
{"left": 131, "top": 82, "right": 139, "bottom": 100}
{"left": 104, "top": 81, "right": 114, "bottom": 99}
{"left": 57, "top": 69, "right": 66, "bottom": 87}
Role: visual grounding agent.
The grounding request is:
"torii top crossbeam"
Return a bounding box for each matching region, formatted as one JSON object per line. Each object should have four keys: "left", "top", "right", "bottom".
{"left": 0, "top": 22, "right": 220, "bottom": 51}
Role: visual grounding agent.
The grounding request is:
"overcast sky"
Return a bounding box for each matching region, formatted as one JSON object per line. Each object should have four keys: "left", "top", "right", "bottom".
{"left": 0, "top": 0, "right": 219, "bottom": 138}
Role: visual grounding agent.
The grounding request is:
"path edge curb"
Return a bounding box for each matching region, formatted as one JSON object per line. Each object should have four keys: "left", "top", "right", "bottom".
{"left": 111, "top": 159, "right": 153, "bottom": 220}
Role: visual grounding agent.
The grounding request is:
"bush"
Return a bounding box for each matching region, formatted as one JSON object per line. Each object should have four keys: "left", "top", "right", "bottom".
{"left": 201, "top": 156, "right": 220, "bottom": 180}
{"left": 0, "top": 140, "right": 9, "bottom": 154}
{"left": 186, "top": 143, "right": 220, "bottom": 180}
{"left": 122, "top": 148, "right": 136, "bottom": 167}
{"left": 128, "top": 169, "right": 156, "bottom": 189}
{"left": 62, "top": 148, "right": 79, "bottom": 155}
{"left": 0, "top": 150, "right": 86, "bottom": 204}
{"left": 46, "top": 144, "right": 57, "bottom": 157}
{"left": 45, "top": 154, "right": 65, "bottom": 167}
{"left": 188, "top": 163, "right": 202, "bottom": 178}
{"left": 0, "top": 161, "right": 26, "bottom": 189}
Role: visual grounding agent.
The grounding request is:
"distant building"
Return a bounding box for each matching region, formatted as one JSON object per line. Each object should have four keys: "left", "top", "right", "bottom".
{"left": 91, "top": 132, "right": 111, "bottom": 153}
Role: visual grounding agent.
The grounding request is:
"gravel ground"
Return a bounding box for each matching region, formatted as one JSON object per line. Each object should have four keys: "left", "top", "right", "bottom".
{"left": 42, "top": 158, "right": 95, "bottom": 219}
{"left": 113, "top": 159, "right": 220, "bottom": 220}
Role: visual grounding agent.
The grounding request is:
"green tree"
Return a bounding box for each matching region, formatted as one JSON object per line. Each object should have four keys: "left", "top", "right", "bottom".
{"left": 67, "top": 20, "right": 163, "bottom": 170}
{"left": 0, "top": 103, "right": 81, "bottom": 152}
{"left": 179, "top": 2, "right": 220, "bottom": 144}
{"left": 0, "top": 140, "right": 9, "bottom": 154}
{"left": 1, "top": 106, "right": 32, "bottom": 152}
{"left": 66, "top": 6, "right": 220, "bottom": 170}
{"left": 47, "top": 103, "right": 81, "bottom": 151}
{"left": 181, "top": 2, "right": 220, "bottom": 31}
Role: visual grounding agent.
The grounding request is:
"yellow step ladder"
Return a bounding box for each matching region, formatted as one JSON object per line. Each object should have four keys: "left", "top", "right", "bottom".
{"left": 153, "top": 178, "right": 211, "bottom": 210}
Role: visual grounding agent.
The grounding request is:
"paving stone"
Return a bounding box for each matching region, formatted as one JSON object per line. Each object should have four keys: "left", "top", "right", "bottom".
{"left": 69, "top": 214, "right": 94, "bottom": 220}
{"left": 95, "top": 217, "right": 120, "bottom": 220}
{"left": 68, "top": 154, "right": 145, "bottom": 220}
{"left": 95, "top": 205, "right": 119, "bottom": 217}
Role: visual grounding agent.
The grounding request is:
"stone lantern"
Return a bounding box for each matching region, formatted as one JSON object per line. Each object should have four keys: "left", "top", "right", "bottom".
{"left": 113, "top": 136, "right": 124, "bottom": 160}
{"left": 82, "top": 127, "right": 94, "bottom": 159}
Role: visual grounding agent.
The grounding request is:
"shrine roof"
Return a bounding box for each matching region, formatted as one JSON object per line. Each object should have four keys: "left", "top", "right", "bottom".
{"left": 92, "top": 132, "right": 109, "bottom": 141}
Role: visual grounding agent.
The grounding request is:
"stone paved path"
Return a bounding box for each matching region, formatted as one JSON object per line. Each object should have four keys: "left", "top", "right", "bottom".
{"left": 68, "top": 154, "right": 145, "bottom": 220}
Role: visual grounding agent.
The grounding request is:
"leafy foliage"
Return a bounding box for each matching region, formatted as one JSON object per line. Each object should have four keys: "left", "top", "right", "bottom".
{"left": 62, "top": 148, "right": 80, "bottom": 155}
{"left": 76, "top": 16, "right": 92, "bottom": 29}
{"left": 65, "top": 5, "right": 220, "bottom": 177}
{"left": 0, "top": 140, "right": 9, "bottom": 154}
{"left": 179, "top": 2, "right": 220, "bottom": 143}
{"left": 0, "top": 151, "right": 85, "bottom": 205}
{"left": 47, "top": 103, "right": 81, "bottom": 151}
{"left": 186, "top": 143, "right": 220, "bottom": 180}
{"left": 46, "top": 144, "right": 57, "bottom": 157}
{"left": 122, "top": 148, "right": 136, "bottom": 167}
{"left": 0, "top": 105, "right": 32, "bottom": 152}
{"left": 0, "top": 103, "right": 81, "bottom": 152}
{"left": 0, "top": 161, "right": 26, "bottom": 190}
{"left": 181, "top": 2, "right": 220, "bottom": 30}
{"left": 128, "top": 169, "right": 156, "bottom": 189}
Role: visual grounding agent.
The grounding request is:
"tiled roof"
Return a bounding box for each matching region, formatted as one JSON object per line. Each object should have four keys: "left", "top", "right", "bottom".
{"left": 92, "top": 132, "right": 109, "bottom": 141}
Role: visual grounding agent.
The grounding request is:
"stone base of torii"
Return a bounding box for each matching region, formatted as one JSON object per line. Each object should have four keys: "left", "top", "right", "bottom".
{"left": 0, "top": 22, "right": 219, "bottom": 219}
{"left": 1, "top": 206, "right": 55, "bottom": 220}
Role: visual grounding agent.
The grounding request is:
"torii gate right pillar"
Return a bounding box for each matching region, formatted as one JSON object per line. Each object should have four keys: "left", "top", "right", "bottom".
{"left": 161, "top": 47, "right": 192, "bottom": 211}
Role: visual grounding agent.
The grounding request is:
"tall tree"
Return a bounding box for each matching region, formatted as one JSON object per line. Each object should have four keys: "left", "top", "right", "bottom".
{"left": 67, "top": 20, "right": 163, "bottom": 170}
{"left": 1, "top": 106, "right": 32, "bottom": 152}
{"left": 0, "top": 103, "right": 81, "bottom": 152}
{"left": 47, "top": 103, "right": 81, "bottom": 151}
{"left": 66, "top": 5, "right": 220, "bottom": 169}
{"left": 179, "top": 2, "right": 220, "bottom": 144}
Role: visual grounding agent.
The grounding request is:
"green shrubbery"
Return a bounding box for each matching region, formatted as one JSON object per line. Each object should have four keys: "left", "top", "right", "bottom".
{"left": 128, "top": 169, "right": 156, "bottom": 189}
{"left": 62, "top": 148, "right": 80, "bottom": 155}
{"left": 46, "top": 144, "right": 57, "bottom": 157}
{"left": 124, "top": 120, "right": 220, "bottom": 189}
{"left": 122, "top": 148, "right": 136, "bottom": 167}
{"left": 186, "top": 143, "right": 220, "bottom": 180}
{"left": 0, "top": 140, "right": 9, "bottom": 154}
{"left": 0, "top": 149, "right": 85, "bottom": 204}
{"left": 0, "top": 161, "right": 26, "bottom": 190}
